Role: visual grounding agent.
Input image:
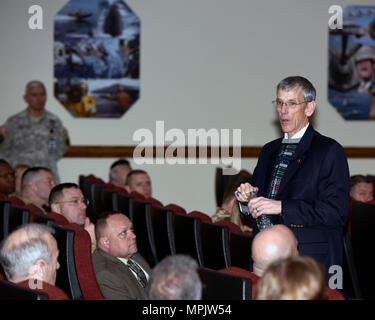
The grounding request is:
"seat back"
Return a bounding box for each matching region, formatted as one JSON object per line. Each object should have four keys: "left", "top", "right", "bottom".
{"left": 32, "top": 212, "right": 55, "bottom": 227}
{"left": 219, "top": 266, "right": 259, "bottom": 299}
{"left": 200, "top": 221, "right": 231, "bottom": 269}
{"left": 173, "top": 213, "right": 203, "bottom": 266}
{"left": 0, "top": 200, "right": 30, "bottom": 241}
{"left": 101, "top": 188, "right": 116, "bottom": 211}
{"left": 65, "top": 223, "right": 104, "bottom": 300}
{"left": 198, "top": 267, "right": 252, "bottom": 300}
{"left": 152, "top": 206, "right": 176, "bottom": 261}
{"left": 53, "top": 224, "right": 83, "bottom": 300}
{"left": 88, "top": 183, "right": 107, "bottom": 223}
{"left": 188, "top": 211, "right": 212, "bottom": 222}
{"left": 113, "top": 192, "right": 133, "bottom": 217}
{"left": 130, "top": 199, "right": 158, "bottom": 267}
{"left": 8, "top": 204, "right": 30, "bottom": 234}
{"left": 0, "top": 280, "right": 48, "bottom": 300}
{"left": 215, "top": 219, "right": 243, "bottom": 239}
{"left": 165, "top": 203, "right": 187, "bottom": 215}
{"left": 79, "top": 176, "right": 95, "bottom": 220}
{"left": 351, "top": 201, "right": 375, "bottom": 299}
{"left": 147, "top": 197, "right": 163, "bottom": 207}
{"left": 214, "top": 167, "right": 252, "bottom": 207}
{"left": 229, "top": 231, "right": 253, "bottom": 271}
{"left": 0, "top": 200, "right": 11, "bottom": 241}
{"left": 46, "top": 211, "right": 70, "bottom": 226}
{"left": 24, "top": 203, "right": 44, "bottom": 222}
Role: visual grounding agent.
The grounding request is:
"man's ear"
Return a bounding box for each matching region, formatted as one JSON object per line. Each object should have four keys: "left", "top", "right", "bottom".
{"left": 305, "top": 100, "right": 316, "bottom": 117}
{"left": 30, "top": 259, "right": 46, "bottom": 280}
{"left": 125, "top": 185, "right": 131, "bottom": 193}
{"left": 98, "top": 236, "right": 109, "bottom": 250}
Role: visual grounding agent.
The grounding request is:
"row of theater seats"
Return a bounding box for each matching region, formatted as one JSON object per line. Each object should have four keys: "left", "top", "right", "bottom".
{"left": 80, "top": 174, "right": 254, "bottom": 271}
{"left": 0, "top": 196, "right": 104, "bottom": 300}
{"left": 80, "top": 175, "right": 345, "bottom": 300}
{"left": 0, "top": 173, "right": 349, "bottom": 300}
{"left": 0, "top": 178, "right": 256, "bottom": 300}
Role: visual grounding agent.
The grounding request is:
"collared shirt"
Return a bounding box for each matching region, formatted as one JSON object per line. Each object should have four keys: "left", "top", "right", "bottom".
{"left": 117, "top": 256, "right": 149, "bottom": 281}
{"left": 283, "top": 122, "right": 309, "bottom": 140}
{"left": 15, "top": 194, "right": 47, "bottom": 214}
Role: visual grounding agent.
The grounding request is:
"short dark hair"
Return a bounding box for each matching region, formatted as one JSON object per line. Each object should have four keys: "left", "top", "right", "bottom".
{"left": 110, "top": 159, "right": 131, "bottom": 170}
{"left": 49, "top": 182, "right": 79, "bottom": 206}
{"left": 350, "top": 174, "right": 372, "bottom": 190}
{"left": 0, "top": 159, "right": 11, "bottom": 166}
{"left": 125, "top": 169, "right": 149, "bottom": 186}
{"left": 277, "top": 76, "right": 316, "bottom": 102}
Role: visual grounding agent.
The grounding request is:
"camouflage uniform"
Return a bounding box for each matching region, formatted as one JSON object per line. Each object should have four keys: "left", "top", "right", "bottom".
{"left": 0, "top": 109, "right": 70, "bottom": 183}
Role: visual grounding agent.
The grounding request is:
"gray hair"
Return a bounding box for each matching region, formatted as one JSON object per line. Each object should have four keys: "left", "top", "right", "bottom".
{"left": 277, "top": 76, "right": 316, "bottom": 102}
{"left": 0, "top": 224, "right": 55, "bottom": 281}
{"left": 146, "top": 255, "right": 202, "bottom": 300}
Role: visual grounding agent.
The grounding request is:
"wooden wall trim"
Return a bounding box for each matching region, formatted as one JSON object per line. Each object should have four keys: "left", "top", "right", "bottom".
{"left": 64, "top": 146, "right": 375, "bottom": 158}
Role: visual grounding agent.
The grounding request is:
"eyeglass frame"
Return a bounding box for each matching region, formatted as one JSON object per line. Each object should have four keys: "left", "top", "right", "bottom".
{"left": 53, "top": 198, "right": 89, "bottom": 206}
{"left": 272, "top": 99, "right": 312, "bottom": 110}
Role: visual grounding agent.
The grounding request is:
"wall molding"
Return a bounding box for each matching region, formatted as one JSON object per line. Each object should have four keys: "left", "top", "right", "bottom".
{"left": 64, "top": 146, "right": 375, "bottom": 158}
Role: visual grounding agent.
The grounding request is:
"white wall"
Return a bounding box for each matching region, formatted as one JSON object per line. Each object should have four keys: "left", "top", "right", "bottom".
{"left": 1, "top": 0, "right": 374, "bottom": 215}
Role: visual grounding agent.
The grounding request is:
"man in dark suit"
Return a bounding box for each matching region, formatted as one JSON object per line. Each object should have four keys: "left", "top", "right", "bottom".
{"left": 92, "top": 211, "right": 151, "bottom": 300}
{"left": 236, "top": 76, "right": 350, "bottom": 272}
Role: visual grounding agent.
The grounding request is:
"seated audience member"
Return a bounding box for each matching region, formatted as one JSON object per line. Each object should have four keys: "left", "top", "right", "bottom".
{"left": 109, "top": 159, "right": 132, "bottom": 188}
{"left": 146, "top": 255, "right": 202, "bottom": 300}
{"left": 350, "top": 174, "right": 374, "bottom": 203}
{"left": 255, "top": 256, "right": 327, "bottom": 300}
{"left": 93, "top": 211, "right": 151, "bottom": 300}
{"left": 251, "top": 224, "right": 344, "bottom": 300}
{"left": 125, "top": 170, "right": 152, "bottom": 199}
{"left": 17, "top": 166, "right": 55, "bottom": 213}
{"left": 49, "top": 183, "right": 96, "bottom": 247}
{"left": 212, "top": 179, "right": 252, "bottom": 232}
{"left": 252, "top": 224, "right": 299, "bottom": 278}
{"left": 212, "top": 182, "right": 237, "bottom": 222}
{"left": 13, "top": 164, "right": 30, "bottom": 196}
{"left": 0, "top": 159, "right": 15, "bottom": 196}
{"left": 0, "top": 223, "right": 69, "bottom": 300}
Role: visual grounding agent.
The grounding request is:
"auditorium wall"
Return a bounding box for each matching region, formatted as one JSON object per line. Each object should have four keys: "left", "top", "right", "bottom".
{"left": 1, "top": 0, "right": 374, "bottom": 214}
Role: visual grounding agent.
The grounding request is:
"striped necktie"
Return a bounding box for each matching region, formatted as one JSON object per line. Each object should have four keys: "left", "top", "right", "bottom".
{"left": 127, "top": 258, "right": 147, "bottom": 288}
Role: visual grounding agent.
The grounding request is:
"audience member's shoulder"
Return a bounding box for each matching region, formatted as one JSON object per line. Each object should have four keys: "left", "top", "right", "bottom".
{"left": 92, "top": 249, "right": 117, "bottom": 267}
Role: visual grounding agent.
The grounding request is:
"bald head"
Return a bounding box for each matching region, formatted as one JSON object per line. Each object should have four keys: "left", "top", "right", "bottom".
{"left": 252, "top": 225, "right": 298, "bottom": 277}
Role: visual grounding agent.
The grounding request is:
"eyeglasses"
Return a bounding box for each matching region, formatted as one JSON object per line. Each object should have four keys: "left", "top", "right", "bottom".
{"left": 272, "top": 100, "right": 309, "bottom": 110}
{"left": 54, "top": 198, "right": 89, "bottom": 206}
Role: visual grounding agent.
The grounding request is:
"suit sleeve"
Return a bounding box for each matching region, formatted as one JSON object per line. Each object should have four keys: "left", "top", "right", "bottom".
{"left": 281, "top": 142, "right": 350, "bottom": 228}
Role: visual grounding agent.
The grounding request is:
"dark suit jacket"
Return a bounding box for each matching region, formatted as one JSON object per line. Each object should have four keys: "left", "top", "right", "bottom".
{"left": 92, "top": 248, "right": 151, "bottom": 300}
{"left": 247, "top": 125, "right": 350, "bottom": 271}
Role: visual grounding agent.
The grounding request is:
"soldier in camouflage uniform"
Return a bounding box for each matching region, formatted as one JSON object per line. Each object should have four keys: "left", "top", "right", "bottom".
{"left": 0, "top": 81, "right": 70, "bottom": 183}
